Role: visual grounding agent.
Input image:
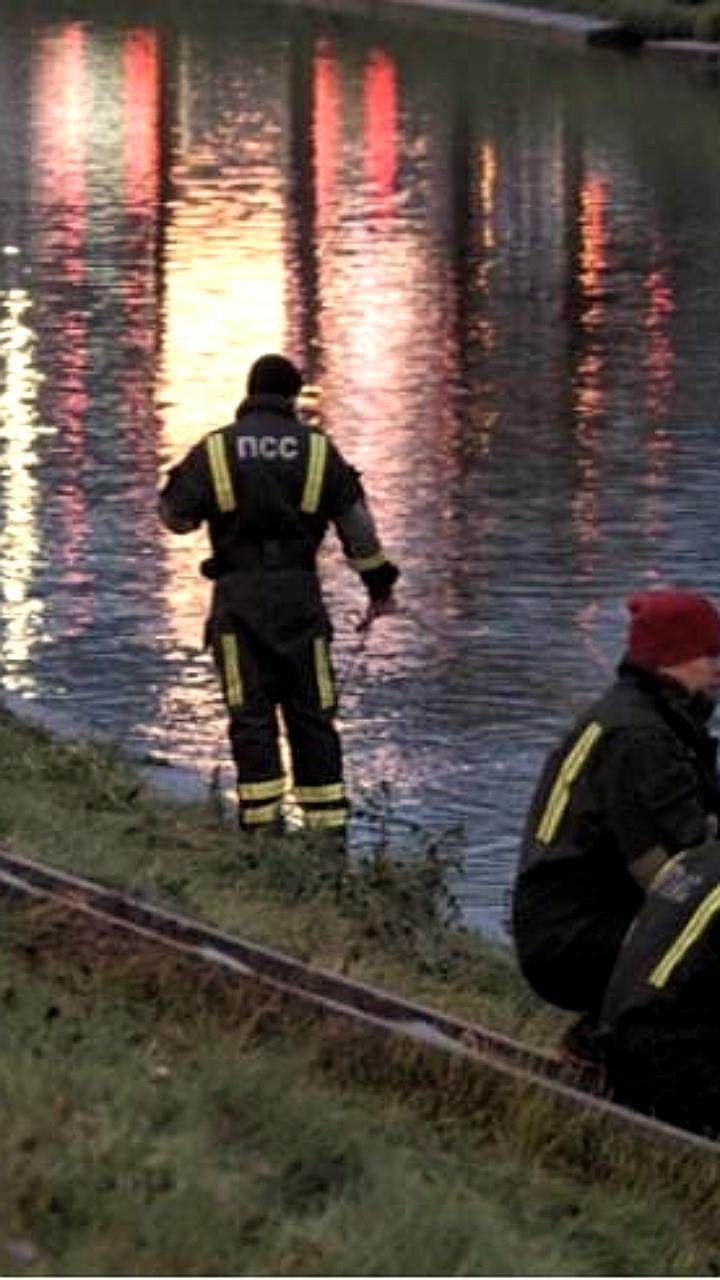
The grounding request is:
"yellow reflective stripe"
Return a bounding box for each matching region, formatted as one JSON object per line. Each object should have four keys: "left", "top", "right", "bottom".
{"left": 296, "top": 782, "right": 346, "bottom": 804}
{"left": 536, "top": 721, "right": 603, "bottom": 845}
{"left": 243, "top": 800, "right": 282, "bottom": 826}
{"left": 314, "top": 637, "right": 335, "bottom": 710}
{"left": 300, "top": 432, "right": 327, "bottom": 513}
{"left": 238, "top": 777, "right": 285, "bottom": 802}
{"left": 206, "top": 433, "right": 236, "bottom": 513}
{"left": 650, "top": 883, "right": 720, "bottom": 989}
{"left": 304, "top": 807, "right": 347, "bottom": 829}
{"left": 349, "top": 550, "right": 387, "bottom": 573}
{"left": 220, "top": 633, "right": 243, "bottom": 708}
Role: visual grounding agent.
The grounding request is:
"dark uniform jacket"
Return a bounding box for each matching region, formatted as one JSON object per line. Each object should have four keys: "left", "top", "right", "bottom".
{"left": 599, "top": 838, "right": 720, "bottom": 1135}
{"left": 159, "top": 393, "right": 398, "bottom": 648}
{"left": 512, "top": 662, "right": 720, "bottom": 1013}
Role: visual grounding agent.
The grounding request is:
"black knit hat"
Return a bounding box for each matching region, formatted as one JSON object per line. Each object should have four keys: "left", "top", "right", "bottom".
{"left": 247, "top": 354, "right": 303, "bottom": 398}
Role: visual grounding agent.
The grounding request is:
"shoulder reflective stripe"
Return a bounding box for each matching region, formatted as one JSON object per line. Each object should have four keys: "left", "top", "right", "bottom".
{"left": 206, "top": 433, "right": 236, "bottom": 513}
{"left": 238, "top": 777, "right": 285, "bottom": 802}
{"left": 300, "top": 432, "right": 328, "bottom": 513}
{"left": 535, "top": 721, "right": 603, "bottom": 846}
{"left": 220, "top": 633, "right": 243, "bottom": 708}
{"left": 349, "top": 550, "right": 387, "bottom": 572}
{"left": 313, "top": 636, "right": 335, "bottom": 709}
{"left": 296, "top": 782, "right": 346, "bottom": 804}
{"left": 649, "top": 882, "right": 720, "bottom": 989}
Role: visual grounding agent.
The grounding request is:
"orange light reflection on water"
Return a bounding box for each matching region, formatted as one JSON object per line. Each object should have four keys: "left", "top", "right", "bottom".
{"left": 572, "top": 173, "right": 610, "bottom": 575}
{"left": 640, "top": 239, "right": 675, "bottom": 542}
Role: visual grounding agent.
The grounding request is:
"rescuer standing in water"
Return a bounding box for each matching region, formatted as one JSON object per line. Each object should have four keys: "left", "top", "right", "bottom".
{"left": 159, "top": 354, "right": 399, "bottom": 844}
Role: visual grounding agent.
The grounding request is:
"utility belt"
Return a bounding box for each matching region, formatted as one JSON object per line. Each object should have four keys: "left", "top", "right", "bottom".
{"left": 201, "top": 538, "right": 316, "bottom": 580}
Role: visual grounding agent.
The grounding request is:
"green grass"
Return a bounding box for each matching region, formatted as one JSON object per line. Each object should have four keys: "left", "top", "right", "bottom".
{"left": 1, "top": 707, "right": 720, "bottom": 1275}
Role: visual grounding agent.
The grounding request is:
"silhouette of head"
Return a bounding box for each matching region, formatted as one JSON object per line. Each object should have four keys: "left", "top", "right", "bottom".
{"left": 247, "top": 354, "right": 303, "bottom": 399}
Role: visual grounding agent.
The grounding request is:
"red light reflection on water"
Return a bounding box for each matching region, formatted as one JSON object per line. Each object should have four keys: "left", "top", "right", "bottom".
{"left": 33, "top": 25, "right": 93, "bottom": 626}
{"left": 34, "top": 25, "right": 87, "bottom": 286}
{"left": 123, "top": 29, "right": 160, "bottom": 212}
{"left": 313, "top": 39, "right": 340, "bottom": 226}
{"left": 121, "top": 29, "right": 161, "bottom": 485}
{"left": 364, "top": 49, "right": 398, "bottom": 215}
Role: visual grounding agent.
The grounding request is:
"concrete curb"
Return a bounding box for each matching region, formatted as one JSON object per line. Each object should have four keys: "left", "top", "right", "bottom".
{"left": 368, "top": 0, "right": 627, "bottom": 44}
{"left": 274, "top": 0, "right": 720, "bottom": 65}
{"left": 270, "top": 0, "right": 630, "bottom": 44}
{"left": 643, "top": 37, "right": 720, "bottom": 72}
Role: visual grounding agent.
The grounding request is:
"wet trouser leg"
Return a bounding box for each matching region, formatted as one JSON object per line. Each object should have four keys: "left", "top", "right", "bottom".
{"left": 282, "top": 632, "right": 348, "bottom": 836}
{"left": 213, "top": 628, "right": 285, "bottom": 831}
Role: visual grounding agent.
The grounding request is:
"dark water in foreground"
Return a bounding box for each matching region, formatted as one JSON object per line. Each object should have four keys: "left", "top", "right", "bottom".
{"left": 2, "top": 2, "right": 720, "bottom": 927}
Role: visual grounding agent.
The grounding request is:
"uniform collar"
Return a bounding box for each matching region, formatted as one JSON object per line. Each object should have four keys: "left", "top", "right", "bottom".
{"left": 617, "top": 659, "right": 716, "bottom": 730}
{"left": 235, "top": 393, "right": 297, "bottom": 419}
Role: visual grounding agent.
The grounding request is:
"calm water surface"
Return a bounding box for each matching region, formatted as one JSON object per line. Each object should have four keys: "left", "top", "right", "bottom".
{"left": 2, "top": 3, "right": 720, "bottom": 928}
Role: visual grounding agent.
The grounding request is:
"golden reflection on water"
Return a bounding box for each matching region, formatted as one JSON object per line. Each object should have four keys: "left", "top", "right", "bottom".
{"left": 0, "top": 290, "right": 44, "bottom": 689}
{"left": 156, "top": 42, "right": 288, "bottom": 453}
{"left": 155, "top": 34, "right": 288, "bottom": 686}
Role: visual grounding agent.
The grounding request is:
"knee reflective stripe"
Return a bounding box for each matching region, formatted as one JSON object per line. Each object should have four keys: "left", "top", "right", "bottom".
{"left": 304, "top": 807, "right": 347, "bottom": 829}
{"left": 242, "top": 800, "right": 282, "bottom": 826}
{"left": 650, "top": 883, "right": 720, "bottom": 989}
{"left": 238, "top": 777, "right": 286, "bottom": 802}
{"left": 296, "top": 782, "right": 346, "bottom": 804}
{"left": 220, "top": 633, "right": 244, "bottom": 707}
{"left": 348, "top": 550, "right": 387, "bottom": 572}
{"left": 300, "top": 432, "right": 328, "bottom": 513}
{"left": 535, "top": 721, "right": 603, "bottom": 845}
{"left": 313, "top": 637, "right": 335, "bottom": 709}
{"left": 206, "top": 432, "right": 236, "bottom": 513}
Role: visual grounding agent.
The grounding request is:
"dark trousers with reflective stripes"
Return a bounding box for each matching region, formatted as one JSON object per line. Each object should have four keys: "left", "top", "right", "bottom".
{"left": 213, "top": 624, "right": 348, "bottom": 832}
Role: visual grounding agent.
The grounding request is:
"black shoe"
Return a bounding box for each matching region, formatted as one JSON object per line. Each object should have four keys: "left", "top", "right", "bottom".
{"left": 557, "top": 1014, "right": 608, "bottom": 1092}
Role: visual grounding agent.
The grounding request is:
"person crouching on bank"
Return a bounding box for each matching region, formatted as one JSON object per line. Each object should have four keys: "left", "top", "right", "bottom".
{"left": 512, "top": 589, "right": 720, "bottom": 1041}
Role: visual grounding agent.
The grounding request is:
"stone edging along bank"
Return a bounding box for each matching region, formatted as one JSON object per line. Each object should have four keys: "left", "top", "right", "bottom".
{"left": 274, "top": 0, "right": 720, "bottom": 70}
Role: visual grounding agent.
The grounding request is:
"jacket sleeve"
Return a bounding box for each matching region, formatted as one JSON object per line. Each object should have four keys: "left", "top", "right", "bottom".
{"left": 158, "top": 442, "right": 211, "bottom": 534}
{"left": 602, "top": 728, "right": 711, "bottom": 870}
{"left": 323, "top": 442, "right": 399, "bottom": 601}
{"left": 334, "top": 499, "right": 400, "bottom": 600}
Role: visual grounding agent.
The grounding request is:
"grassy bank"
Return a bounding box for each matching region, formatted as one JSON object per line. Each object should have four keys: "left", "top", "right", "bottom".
{"left": 2, "top": 708, "right": 720, "bottom": 1275}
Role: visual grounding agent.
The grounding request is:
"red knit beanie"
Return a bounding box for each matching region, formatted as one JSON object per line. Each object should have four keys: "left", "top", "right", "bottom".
{"left": 626, "top": 590, "right": 720, "bottom": 668}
